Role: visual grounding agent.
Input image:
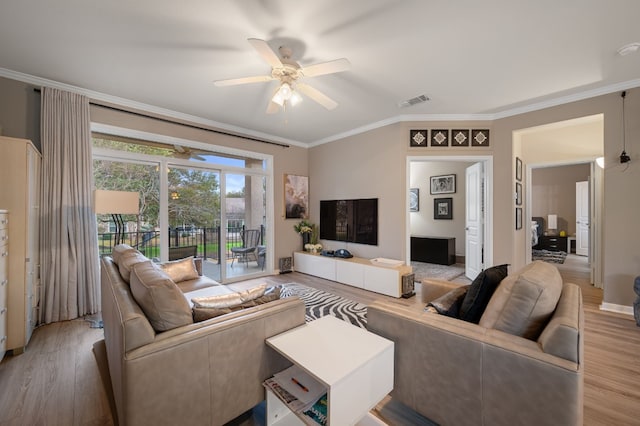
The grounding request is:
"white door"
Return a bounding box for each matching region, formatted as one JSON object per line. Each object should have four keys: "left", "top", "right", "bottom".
{"left": 465, "top": 162, "right": 483, "bottom": 279}
{"left": 576, "top": 181, "right": 589, "bottom": 256}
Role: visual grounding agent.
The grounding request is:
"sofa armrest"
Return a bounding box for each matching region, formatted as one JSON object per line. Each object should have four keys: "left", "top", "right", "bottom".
{"left": 367, "top": 301, "right": 582, "bottom": 426}
{"left": 119, "top": 297, "right": 306, "bottom": 426}
{"left": 421, "top": 278, "right": 468, "bottom": 304}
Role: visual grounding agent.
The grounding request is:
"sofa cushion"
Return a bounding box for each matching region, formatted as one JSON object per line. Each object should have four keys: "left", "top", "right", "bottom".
{"left": 192, "top": 285, "right": 282, "bottom": 322}
{"left": 479, "top": 261, "right": 563, "bottom": 340}
{"left": 129, "top": 260, "right": 194, "bottom": 332}
{"left": 158, "top": 256, "right": 199, "bottom": 283}
{"left": 458, "top": 264, "right": 509, "bottom": 323}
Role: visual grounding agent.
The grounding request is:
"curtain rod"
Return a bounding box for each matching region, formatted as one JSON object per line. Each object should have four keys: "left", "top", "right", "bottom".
{"left": 33, "top": 88, "right": 290, "bottom": 148}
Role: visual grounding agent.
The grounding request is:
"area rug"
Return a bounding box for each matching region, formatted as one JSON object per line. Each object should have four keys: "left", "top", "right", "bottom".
{"left": 411, "top": 261, "right": 466, "bottom": 282}
{"left": 281, "top": 283, "right": 368, "bottom": 329}
{"left": 532, "top": 249, "right": 567, "bottom": 264}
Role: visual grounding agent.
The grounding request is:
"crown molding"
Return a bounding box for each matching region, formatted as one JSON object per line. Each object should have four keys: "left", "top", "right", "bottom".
{"left": 0, "top": 67, "right": 307, "bottom": 148}
{"left": 490, "top": 79, "right": 640, "bottom": 119}
{"left": 3, "top": 67, "right": 639, "bottom": 149}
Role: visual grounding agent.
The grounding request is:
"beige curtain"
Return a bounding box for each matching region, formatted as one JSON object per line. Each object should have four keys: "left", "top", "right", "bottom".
{"left": 40, "top": 87, "right": 100, "bottom": 323}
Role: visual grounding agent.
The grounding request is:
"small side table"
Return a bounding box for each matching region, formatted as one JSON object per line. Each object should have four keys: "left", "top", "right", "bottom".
{"left": 265, "top": 316, "right": 394, "bottom": 425}
{"left": 567, "top": 236, "right": 576, "bottom": 254}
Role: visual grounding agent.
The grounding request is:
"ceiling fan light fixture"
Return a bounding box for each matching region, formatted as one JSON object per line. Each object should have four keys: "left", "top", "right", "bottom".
{"left": 290, "top": 90, "right": 303, "bottom": 106}
{"left": 272, "top": 82, "right": 303, "bottom": 107}
{"left": 272, "top": 90, "right": 285, "bottom": 106}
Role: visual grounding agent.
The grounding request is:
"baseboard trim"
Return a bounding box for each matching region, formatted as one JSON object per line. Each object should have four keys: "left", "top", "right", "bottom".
{"left": 599, "top": 302, "right": 634, "bottom": 316}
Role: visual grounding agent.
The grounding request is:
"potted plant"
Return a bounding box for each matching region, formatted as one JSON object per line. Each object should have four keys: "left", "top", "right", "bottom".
{"left": 294, "top": 220, "right": 314, "bottom": 251}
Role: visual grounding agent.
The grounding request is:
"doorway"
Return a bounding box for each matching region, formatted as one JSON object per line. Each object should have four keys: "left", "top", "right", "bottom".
{"left": 407, "top": 155, "right": 493, "bottom": 280}
{"left": 516, "top": 114, "right": 604, "bottom": 287}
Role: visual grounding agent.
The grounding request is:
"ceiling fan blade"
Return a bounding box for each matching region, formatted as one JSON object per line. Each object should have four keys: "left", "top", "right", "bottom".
{"left": 302, "top": 58, "right": 350, "bottom": 77}
{"left": 296, "top": 83, "right": 338, "bottom": 110}
{"left": 213, "top": 75, "right": 274, "bottom": 87}
{"left": 248, "top": 38, "right": 283, "bottom": 68}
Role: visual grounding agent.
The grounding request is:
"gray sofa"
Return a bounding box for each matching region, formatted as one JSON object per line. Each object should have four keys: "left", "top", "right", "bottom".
{"left": 368, "top": 261, "right": 584, "bottom": 426}
{"left": 100, "top": 246, "right": 306, "bottom": 426}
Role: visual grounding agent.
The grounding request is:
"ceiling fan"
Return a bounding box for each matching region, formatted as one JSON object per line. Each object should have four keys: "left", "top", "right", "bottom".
{"left": 214, "top": 38, "right": 350, "bottom": 113}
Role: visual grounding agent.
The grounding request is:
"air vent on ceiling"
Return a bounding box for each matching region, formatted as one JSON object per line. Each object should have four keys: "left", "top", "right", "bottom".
{"left": 398, "top": 94, "right": 430, "bottom": 108}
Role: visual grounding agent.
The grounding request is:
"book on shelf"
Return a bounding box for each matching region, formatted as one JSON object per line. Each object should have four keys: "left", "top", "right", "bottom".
{"left": 303, "top": 393, "right": 327, "bottom": 426}
{"left": 264, "top": 377, "right": 308, "bottom": 412}
{"left": 264, "top": 365, "right": 329, "bottom": 425}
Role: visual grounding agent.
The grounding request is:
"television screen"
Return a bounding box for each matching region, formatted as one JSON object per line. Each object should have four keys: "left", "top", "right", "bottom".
{"left": 320, "top": 198, "right": 378, "bottom": 245}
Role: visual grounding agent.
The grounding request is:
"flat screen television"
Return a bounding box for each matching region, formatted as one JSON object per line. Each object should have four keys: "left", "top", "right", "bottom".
{"left": 320, "top": 198, "right": 378, "bottom": 245}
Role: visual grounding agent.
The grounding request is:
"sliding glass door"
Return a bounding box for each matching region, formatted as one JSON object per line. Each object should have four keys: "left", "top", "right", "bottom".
{"left": 93, "top": 132, "right": 272, "bottom": 282}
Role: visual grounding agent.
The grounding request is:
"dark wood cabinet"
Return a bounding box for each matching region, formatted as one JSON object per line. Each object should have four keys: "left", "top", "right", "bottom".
{"left": 534, "top": 235, "right": 568, "bottom": 252}
{"left": 411, "top": 236, "right": 455, "bottom": 265}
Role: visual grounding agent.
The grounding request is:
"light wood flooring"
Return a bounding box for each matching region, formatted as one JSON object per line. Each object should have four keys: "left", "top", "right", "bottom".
{"left": 0, "top": 256, "right": 639, "bottom": 425}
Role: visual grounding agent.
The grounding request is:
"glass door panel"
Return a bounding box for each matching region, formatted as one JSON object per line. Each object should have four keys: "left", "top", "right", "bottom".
{"left": 168, "top": 166, "right": 221, "bottom": 282}
{"left": 225, "top": 173, "right": 267, "bottom": 280}
{"left": 93, "top": 158, "right": 160, "bottom": 258}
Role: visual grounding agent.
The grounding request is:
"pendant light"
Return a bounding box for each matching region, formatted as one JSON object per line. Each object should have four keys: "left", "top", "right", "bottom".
{"left": 620, "top": 91, "right": 631, "bottom": 164}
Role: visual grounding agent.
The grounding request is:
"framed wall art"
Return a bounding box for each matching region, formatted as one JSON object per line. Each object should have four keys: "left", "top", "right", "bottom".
{"left": 410, "top": 129, "right": 428, "bottom": 147}
{"left": 471, "top": 129, "right": 490, "bottom": 147}
{"left": 430, "top": 174, "right": 456, "bottom": 194}
{"left": 284, "top": 174, "right": 309, "bottom": 219}
{"left": 516, "top": 157, "right": 523, "bottom": 181}
{"left": 434, "top": 197, "right": 453, "bottom": 220}
{"left": 516, "top": 182, "right": 522, "bottom": 206}
{"left": 409, "top": 188, "right": 419, "bottom": 212}
{"left": 516, "top": 207, "right": 523, "bottom": 230}
{"left": 451, "top": 129, "right": 470, "bottom": 147}
{"left": 430, "top": 129, "right": 449, "bottom": 146}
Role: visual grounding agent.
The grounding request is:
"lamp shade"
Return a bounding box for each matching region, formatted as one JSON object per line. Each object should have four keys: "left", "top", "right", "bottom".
{"left": 94, "top": 190, "right": 139, "bottom": 214}
{"left": 547, "top": 214, "right": 558, "bottom": 230}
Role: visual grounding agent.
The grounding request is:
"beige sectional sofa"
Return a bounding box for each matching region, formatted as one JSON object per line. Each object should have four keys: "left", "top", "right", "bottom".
{"left": 368, "top": 261, "right": 584, "bottom": 426}
{"left": 100, "top": 245, "right": 306, "bottom": 426}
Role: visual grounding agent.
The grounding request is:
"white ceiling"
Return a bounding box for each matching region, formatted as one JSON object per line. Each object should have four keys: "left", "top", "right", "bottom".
{"left": 1, "top": 0, "right": 639, "bottom": 146}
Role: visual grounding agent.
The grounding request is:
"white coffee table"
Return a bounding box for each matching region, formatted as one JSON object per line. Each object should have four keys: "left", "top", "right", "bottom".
{"left": 265, "top": 315, "right": 394, "bottom": 425}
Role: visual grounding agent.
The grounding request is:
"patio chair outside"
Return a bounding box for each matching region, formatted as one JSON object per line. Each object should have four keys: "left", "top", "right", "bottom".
{"left": 230, "top": 229, "right": 261, "bottom": 267}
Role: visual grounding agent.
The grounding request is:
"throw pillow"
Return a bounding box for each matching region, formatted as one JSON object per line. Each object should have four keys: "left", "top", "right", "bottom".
{"left": 425, "top": 286, "right": 469, "bottom": 317}
{"left": 158, "top": 256, "right": 199, "bottom": 283}
{"left": 479, "top": 261, "right": 563, "bottom": 340}
{"left": 129, "top": 260, "right": 194, "bottom": 332}
{"left": 192, "top": 285, "right": 282, "bottom": 322}
{"left": 458, "top": 264, "right": 509, "bottom": 323}
{"left": 117, "top": 248, "right": 150, "bottom": 284}
{"left": 191, "top": 292, "right": 243, "bottom": 309}
{"left": 111, "top": 244, "right": 134, "bottom": 265}
{"left": 191, "top": 283, "right": 267, "bottom": 308}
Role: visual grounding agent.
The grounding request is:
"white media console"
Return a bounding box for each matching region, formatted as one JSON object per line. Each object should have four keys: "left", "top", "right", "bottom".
{"left": 293, "top": 251, "right": 412, "bottom": 298}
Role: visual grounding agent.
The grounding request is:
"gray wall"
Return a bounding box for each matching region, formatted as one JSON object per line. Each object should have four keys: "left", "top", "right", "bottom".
{"left": 0, "top": 77, "right": 41, "bottom": 150}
